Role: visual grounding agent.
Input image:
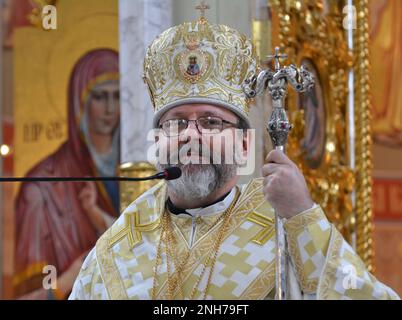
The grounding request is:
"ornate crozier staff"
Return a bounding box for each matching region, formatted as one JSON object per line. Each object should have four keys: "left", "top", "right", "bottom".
{"left": 243, "top": 47, "right": 314, "bottom": 300}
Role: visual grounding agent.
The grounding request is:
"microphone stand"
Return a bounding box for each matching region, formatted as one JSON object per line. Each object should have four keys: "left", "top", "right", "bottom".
{"left": 0, "top": 167, "right": 182, "bottom": 183}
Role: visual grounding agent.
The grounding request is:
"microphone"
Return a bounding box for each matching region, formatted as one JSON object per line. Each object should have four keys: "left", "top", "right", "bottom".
{"left": 152, "top": 166, "right": 182, "bottom": 181}
{"left": 0, "top": 166, "right": 182, "bottom": 183}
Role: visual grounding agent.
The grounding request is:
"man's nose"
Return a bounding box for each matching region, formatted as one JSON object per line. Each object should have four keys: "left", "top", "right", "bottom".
{"left": 179, "top": 120, "right": 201, "bottom": 142}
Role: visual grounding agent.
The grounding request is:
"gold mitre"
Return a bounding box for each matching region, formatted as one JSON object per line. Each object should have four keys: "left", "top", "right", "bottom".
{"left": 143, "top": 17, "right": 257, "bottom": 128}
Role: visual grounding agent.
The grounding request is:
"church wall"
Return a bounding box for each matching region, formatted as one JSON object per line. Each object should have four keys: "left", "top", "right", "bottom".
{"left": 1, "top": 0, "right": 19, "bottom": 300}
{"left": 370, "top": 0, "right": 402, "bottom": 297}
{"left": 372, "top": 145, "right": 402, "bottom": 296}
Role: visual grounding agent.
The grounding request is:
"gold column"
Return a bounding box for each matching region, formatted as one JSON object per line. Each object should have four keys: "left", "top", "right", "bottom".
{"left": 353, "top": 0, "right": 374, "bottom": 271}
{"left": 119, "top": 162, "right": 158, "bottom": 211}
{"left": 251, "top": 2, "right": 274, "bottom": 159}
{"left": 252, "top": 19, "right": 272, "bottom": 65}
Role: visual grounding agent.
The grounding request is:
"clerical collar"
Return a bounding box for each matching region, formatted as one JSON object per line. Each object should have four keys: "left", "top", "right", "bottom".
{"left": 166, "top": 189, "right": 233, "bottom": 217}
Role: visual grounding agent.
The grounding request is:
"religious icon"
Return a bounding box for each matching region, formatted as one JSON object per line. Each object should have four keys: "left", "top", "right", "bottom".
{"left": 370, "top": 0, "right": 402, "bottom": 146}
{"left": 297, "top": 59, "right": 326, "bottom": 169}
{"left": 177, "top": 50, "right": 210, "bottom": 83}
{"left": 13, "top": 49, "right": 120, "bottom": 299}
{"left": 186, "top": 56, "right": 200, "bottom": 76}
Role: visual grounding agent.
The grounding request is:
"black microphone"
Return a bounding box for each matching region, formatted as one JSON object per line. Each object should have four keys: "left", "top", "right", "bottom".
{"left": 0, "top": 166, "right": 182, "bottom": 183}
{"left": 152, "top": 166, "right": 182, "bottom": 181}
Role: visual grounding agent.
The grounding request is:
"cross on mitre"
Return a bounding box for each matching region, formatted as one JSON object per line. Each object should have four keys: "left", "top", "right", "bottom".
{"left": 195, "top": 1, "right": 210, "bottom": 20}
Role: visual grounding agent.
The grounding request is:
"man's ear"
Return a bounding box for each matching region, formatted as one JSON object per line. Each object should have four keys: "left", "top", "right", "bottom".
{"left": 242, "top": 129, "right": 250, "bottom": 156}
{"left": 155, "top": 127, "right": 160, "bottom": 143}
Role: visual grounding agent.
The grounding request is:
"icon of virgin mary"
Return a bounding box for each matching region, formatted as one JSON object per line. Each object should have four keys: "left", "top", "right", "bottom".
{"left": 14, "top": 49, "right": 120, "bottom": 299}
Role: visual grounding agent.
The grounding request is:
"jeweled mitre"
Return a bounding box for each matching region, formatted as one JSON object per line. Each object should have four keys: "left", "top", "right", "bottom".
{"left": 143, "top": 18, "right": 257, "bottom": 128}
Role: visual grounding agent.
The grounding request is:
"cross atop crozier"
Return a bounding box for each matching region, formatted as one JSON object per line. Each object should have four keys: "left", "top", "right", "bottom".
{"left": 267, "top": 47, "right": 288, "bottom": 71}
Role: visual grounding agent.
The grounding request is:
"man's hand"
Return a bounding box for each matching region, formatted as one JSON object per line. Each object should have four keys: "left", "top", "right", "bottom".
{"left": 261, "top": 150, "right": 314, "bottom": 219}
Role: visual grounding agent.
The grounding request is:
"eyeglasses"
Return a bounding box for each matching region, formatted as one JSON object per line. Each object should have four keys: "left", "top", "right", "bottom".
{"left": 159, "top": 116, "right": 238, "bottom": 137}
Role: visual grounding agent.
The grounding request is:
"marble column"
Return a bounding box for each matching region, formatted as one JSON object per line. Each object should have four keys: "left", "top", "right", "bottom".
{"left": 119, "top": 0, "right": 172, "bottom": 165}
{"left": 118, "top": 0, "right": 172, "bottom": 207}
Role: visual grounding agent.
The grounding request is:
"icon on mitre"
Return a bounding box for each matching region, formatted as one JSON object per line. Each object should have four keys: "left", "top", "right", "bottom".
{"left": 186, "top": 56, "right": 200, "bottom": 76}
{"left": 176, "top": 49, "right": 210, "bottom": 84}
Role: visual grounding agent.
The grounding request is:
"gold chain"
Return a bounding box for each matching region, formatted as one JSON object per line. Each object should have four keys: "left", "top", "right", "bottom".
{"left": 189, "top": 188, "right": 240, "bottom": 299}
{"left": 152, "top": 187, "right": 240, "bottom": 299}
{"left": 151, "top": 211, "right": 166, "bottom": 299}
{"left": 165, "top": 212, "right": 188, "bottom": 298}
{"left": 152, "top": 205, "right": 191, "bottom": 299}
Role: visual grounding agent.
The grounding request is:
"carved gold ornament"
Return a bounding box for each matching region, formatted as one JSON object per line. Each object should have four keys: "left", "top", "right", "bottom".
{"left": 264, "top": 0, "right": 373, "bottom": 270}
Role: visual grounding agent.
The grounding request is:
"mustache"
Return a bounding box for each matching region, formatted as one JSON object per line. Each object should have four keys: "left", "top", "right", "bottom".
{"left": 162, "top": 143, "right": 225, "bottom": 165}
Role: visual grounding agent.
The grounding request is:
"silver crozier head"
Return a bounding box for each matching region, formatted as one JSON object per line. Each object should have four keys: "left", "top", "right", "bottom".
{"left": 242, "top": 47, "right": 315, "bottom": 149}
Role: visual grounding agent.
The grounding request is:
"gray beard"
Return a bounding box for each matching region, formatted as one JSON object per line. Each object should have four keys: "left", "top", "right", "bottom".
{"left": 156, "top": 162, "right": 238, "bottom": 203}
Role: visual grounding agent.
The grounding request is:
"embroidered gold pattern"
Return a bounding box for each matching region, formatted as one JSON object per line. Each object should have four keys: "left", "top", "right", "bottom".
{"left": 246, "top": 211, "right": 275, "bottom": 245}
{"left": 108, "top": 211, "right": 161, "bottom": 249}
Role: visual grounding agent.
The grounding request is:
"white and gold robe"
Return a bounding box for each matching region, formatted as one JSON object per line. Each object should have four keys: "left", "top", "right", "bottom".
{"left": 69, "top": 178, "right": 399, "bottom": 300}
